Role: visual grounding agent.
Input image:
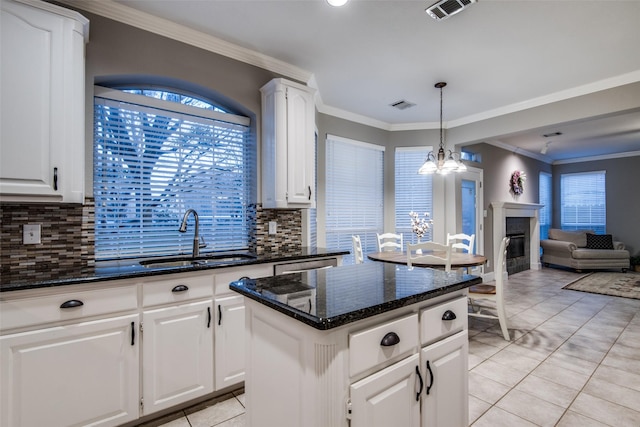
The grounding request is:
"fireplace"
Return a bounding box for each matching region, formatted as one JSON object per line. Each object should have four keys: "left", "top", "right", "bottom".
{"left": 507, "top": 234, "right": 525, "bottom": 259}
{"left": 505, "top": 216, "right": 531, "bottom": 274}
{"left": 491, "top": 202, "right": 543, "bottom": 279}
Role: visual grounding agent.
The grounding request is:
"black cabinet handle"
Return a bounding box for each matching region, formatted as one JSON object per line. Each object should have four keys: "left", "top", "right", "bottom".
{"left": 207, "top": 306, "right": 212, "bottom": 328}
{"left": 60, "top": 299, "right": 83, "bottom": 309}
{"left": 171, "top": 284, "right": 189, "bottom": 293}
{"left": 53, "top": 167, "right": 58, "bottom": 191}
{"left": 380, "top": 332, "right": 400, "bottom": 346}
{"left": 426, "top": 360, "right": 434, "bottom": 395}
{"left": 308, "top": 185, "right": 312, "bottom": 201}
{"left": 308, "top": 298, "right": 312, "bottom": 313}
{"left": 131, "top": 321, "right": 135, "bottom": 346}
{"left": 442, "top": 310, "right": 457, "bottom": 321}
{"left": 415, "top": 365, "right": 424, "bottom": 402}
{"left": 218, "top": 304, "right": 222, "bottom": 326}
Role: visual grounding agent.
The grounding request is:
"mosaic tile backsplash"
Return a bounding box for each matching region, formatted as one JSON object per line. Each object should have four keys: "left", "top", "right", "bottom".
{"left": 0, "top": 200, "right": 302, "bottom": 281}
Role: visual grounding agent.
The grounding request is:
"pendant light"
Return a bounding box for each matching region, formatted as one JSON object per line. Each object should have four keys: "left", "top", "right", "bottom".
{"left": 418, "top": 82, "right": 466, "bottom": 175}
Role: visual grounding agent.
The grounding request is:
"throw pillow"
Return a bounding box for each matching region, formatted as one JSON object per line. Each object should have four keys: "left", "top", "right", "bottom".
{"left": 586, "top": 233, "right": 614, "bottom": 250}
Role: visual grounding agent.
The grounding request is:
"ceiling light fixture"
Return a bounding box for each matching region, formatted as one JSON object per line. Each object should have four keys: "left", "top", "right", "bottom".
{"left": 541, "top": 141, "right": 551, "bottom": 155}
{"left": 326, "top": 0, "right": 348, "bottom": 7}
{"left": 418, "top": 82, "right": 466, "bottom": 175}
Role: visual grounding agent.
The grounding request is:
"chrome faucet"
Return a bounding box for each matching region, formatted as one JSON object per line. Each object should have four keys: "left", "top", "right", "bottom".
{"left": 179, "top": 209, "right": 206, "bottom": 258}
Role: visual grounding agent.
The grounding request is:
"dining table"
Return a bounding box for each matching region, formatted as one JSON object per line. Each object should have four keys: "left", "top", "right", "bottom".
{"left": 367, "top": 250, "right": 487, "bottom": 269}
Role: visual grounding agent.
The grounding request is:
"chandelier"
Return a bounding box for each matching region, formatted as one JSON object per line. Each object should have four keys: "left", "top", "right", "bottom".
{"left": 418, "top": 82, "right": 466, "bottom": 175}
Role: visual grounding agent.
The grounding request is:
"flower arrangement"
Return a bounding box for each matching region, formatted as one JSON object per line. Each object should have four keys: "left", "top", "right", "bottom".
{"left": 409, "top": 211, "right": 433, "bottom": 239}
{"left": 510, "top": 170, "right": 526, "bottom": 196}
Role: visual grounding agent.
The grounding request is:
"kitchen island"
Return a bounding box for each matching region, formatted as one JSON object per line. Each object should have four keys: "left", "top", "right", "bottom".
{"left": 230, "top": 262, "right": 481, "bottom": 427}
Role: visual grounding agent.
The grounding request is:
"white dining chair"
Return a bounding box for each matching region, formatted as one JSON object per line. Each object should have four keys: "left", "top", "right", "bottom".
{"left": 446, "top": 233, "right": 475, "bottom": 254}
{"left": 376, "top": 232, "right": 403, "bottom": 252}
{"left": 468, "top": 236, "right": 510, "bottom": 341}
{"left": 406, "top": 241, "right": 452, "bottom": 272}
{"left": 447, "top": 233, "right": 476, "bottom": 273}
{"left": 352, "top": 235, "right": 364, "bottom": 264}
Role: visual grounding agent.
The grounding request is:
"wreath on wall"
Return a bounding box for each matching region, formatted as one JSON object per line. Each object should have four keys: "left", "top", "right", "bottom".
{"left": 509, "top": 170, "right": 526, "bottom": 196}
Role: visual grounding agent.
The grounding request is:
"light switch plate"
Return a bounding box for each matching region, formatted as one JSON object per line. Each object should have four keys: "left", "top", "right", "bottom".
{"left": 23, "top": 224, "right": 41, "bottom": 244}
{"left": 268, "top": 221, "right": 277, "bottom": 235}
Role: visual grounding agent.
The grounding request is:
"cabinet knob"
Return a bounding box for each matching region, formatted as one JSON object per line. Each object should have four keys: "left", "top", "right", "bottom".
{"left": 442, "top": 310, "right": 457, "bottom": 321}
{"left": 380, "top": 332, "right": 400, "bottom": 346}
{"left": 60, "top": 299, "right": 83, "bottom": 309}
{"left": 171, "top": 284, "right": 189, "bottom": 293}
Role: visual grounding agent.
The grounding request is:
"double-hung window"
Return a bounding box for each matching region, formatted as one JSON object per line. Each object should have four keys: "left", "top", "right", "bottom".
{"left": 395, "top": 147, "right": 434, "bottom": 243}
{"left": 560, "top": 171, "right": 606, "bottom": 233}
{"left": 325, "top": 135, "right": 384, "bottom": 263}
{"left": 93, "top": 86, "right": 255, "bottom": 260}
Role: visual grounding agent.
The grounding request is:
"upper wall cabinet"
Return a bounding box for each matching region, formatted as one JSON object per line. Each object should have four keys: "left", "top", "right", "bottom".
{"left": 0, "top": 0, "right": 88, "bottom": 203}
{"left": 261, "top": 78, "right": 316, "bottom": 209}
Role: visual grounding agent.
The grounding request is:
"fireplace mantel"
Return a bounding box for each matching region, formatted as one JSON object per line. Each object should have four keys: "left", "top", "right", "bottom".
{"left": 491, "top": 202, "right": 544, "bottom": 275}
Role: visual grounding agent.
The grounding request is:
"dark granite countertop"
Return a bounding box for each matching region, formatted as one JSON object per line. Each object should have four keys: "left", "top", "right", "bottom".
{"left": 0, "top": 248, "right": 349, "bottom": 292}
{"left": 230, "top": 262, "right": 481, "bottom": 330}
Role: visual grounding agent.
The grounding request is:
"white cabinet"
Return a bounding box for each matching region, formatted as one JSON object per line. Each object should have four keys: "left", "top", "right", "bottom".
{"left": 212, "top": 263, "right": 272, "bottom": 390}
{"left": 0, "top": 0, "right": 88, "bottom": 203}
{"left": 141, "top": 273, "right": 214, "bottom": 415}
{"left": 243, "top": 292, "right": 469, "bottom": 427}
{"left": 214, "top": 294, "right": 246, "bottom": 390}
{"left": 142, "top": 300, "right": 214, "bottom": 414}
{"left": 0, "top": 314, "right": 140, "bottom": 427}
{"left": 350, "top": 353, "right": 421, "bottom": 427}
{"left": 261, "top": 78, "right": 316, "bottom": 208}
{"left": 421, "top": 331, "right": 468, "bottom": 427}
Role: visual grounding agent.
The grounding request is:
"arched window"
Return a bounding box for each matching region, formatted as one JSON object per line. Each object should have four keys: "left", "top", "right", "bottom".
{"left": 93, "top": 86, "right": 255, "bottom": 259}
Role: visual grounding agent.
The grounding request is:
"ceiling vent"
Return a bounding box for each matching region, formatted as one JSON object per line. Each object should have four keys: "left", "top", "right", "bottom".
{"left": 390, "top": 100, "right": 416, "bottom": 110}
{"left": 542, "top": 131, "right": 563, "bottom": 138}
{"left": 426, "top": 0, "right": 477, "bottom": 21}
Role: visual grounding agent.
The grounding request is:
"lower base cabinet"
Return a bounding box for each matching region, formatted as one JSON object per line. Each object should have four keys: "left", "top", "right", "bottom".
{"left": 0, "top": 314, "right": 140, "bottom": 427}
{"left": 349, "top": 353, "right": 421, "bottom": 427}
{"left": 142, "top": 299, "right": 214, "bottom": 415}
{"left": 214, "top": 294, "right": 246, "bottom": 390}
{"left": 421, "top": 330, "right": 469, "bottom": 427}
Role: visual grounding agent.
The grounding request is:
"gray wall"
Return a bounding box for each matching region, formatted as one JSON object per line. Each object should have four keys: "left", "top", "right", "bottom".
{"left": 552, "top": 157, "right": 640, "bottom": 258}
{"left": 462, "top": 143, "right": 553, "bottom": 268}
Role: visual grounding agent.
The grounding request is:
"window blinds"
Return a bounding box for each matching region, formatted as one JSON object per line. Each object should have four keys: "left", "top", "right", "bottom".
{"left": 539, "top": 172, "right": 552, "bottom": 240}
{"left": 395, "top": 147, "right": 434, "bottom": 244}
{"left": 560, "top": 171, "right": 606, "bottom": 233}
{"left": 93, "top": 93, "right": 254, "bottom": 260}
{"left": 325, "top": 135, "right": 384, "bottom": 263}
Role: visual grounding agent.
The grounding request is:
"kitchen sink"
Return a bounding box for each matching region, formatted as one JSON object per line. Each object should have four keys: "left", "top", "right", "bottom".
{"left": 139, "top": 253, "right": 256, "bottom": 269}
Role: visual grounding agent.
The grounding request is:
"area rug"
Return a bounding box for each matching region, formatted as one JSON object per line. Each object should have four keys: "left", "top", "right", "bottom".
{"left": 563, "top": 272, "right": 640, "bottom": 300}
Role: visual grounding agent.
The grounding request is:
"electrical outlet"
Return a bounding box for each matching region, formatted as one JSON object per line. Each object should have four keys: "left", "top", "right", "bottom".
{"left": 268, "top": 221, "right": 277, "bottom": 235}
{"left": 486, "top": 260, "right": 491, "bottom": 269}
{"left": 23, "top": 224, "right": 41, "bottom": 244}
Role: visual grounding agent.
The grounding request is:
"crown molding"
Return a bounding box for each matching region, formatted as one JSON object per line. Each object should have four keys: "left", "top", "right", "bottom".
{"left": 553, "top": 150, "right": 640, "bottom": 165}
{"left": 316, "top": 101, "right": 392, "bottom": 131}
{"left": 56, "top": 0, "right": 312, "bottom": 84}
{"left": 484, "top": 140, "right": 552, "bottom": 164}
{"left": 448, "top": 70, "right": 640, "bottom": 129}
{"left": 53, "top": 0, "right": 640, "bottom": 164}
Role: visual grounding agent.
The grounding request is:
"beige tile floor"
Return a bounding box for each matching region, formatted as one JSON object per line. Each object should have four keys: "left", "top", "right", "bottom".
{"left": 150, "top": 267, "right": 640, "bottom": 427}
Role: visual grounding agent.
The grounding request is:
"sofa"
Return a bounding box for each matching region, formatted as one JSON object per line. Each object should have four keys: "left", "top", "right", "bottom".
{"left": 541, "top": 229, "right": 630, "bottom": 272}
